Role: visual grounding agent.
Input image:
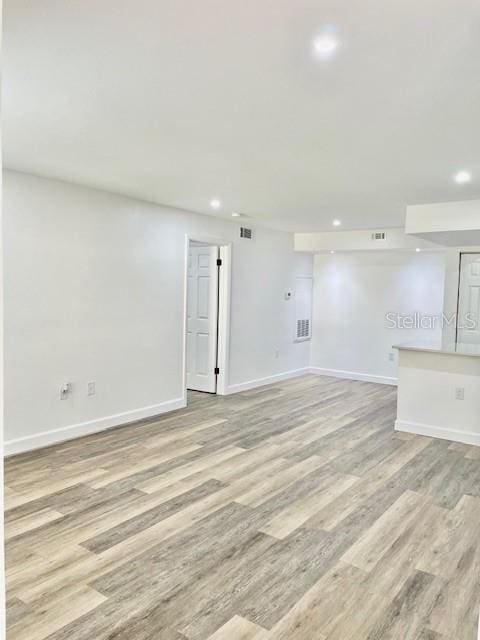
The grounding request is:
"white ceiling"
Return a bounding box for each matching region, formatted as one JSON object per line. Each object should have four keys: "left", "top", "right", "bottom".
{"left": 3, "top": 0, "right": 480, "bottom": 231}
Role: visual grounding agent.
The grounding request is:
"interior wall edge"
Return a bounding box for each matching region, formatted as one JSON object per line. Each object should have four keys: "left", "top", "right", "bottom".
{"left": 395, "top": 419, "right": 480, "bottom": 447}
{"left": 5, "top": 365, "right": 315, "bottom": 456}
{"left": 309, "top": 366, "right": 398, "bottom": 386}
{"left": 224, "top": 367, "right": 310, "bottom": 395}
{"left": 4, "top": 395, "right": 186, "bottom": 456}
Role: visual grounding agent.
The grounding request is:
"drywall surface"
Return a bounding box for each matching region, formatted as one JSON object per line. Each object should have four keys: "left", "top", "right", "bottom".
{"left": 4, "top": 171, "right": 312, "bottom": 451}
{"left": 395, "top": 349, "right": 480, "bottom": 446}
{"left": 310, "top": 252, "right": 446, "bottom": 383}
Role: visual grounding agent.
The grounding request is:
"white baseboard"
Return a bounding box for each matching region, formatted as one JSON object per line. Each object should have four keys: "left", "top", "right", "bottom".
{"left": 225, "top": 368, "right": 310, "bottom": 394}
{"left": 395, "top": 419, "right": 480, "bottom": 447}
{"left": 309, "top": 367, "right": 398, "bottom": 386}
{"left": 5, "top": 396, "right": 186, "bottom": 456}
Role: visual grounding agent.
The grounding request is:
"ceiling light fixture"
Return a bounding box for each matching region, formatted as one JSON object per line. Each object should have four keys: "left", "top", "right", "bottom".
{"left": 313, "top": 30, "right": 340, "bottom": 60}
{"left": 454, "top": 170, "right": 471, "bottom": 184}
{"left": 416, "top": 248, "right": 421, "bottom": 253}
{"left": 231, "top": 212, "right": 241, "bottom": 217}
{"left": 330, "top": 250, "right": 335, "bottom": 254}
{"left": 210, "top": 199, "right": 221, "bottom": 209}
{"left": 332, "top": 219, "right": 341, "bottom": 227}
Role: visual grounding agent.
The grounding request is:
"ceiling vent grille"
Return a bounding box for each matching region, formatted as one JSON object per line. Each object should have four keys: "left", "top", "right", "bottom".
{"left": 371, "top": 231, "right": 386, "bottom": 241}
{"left": 240, "top": 227, "right": 253, "bottom": 240}
{"left": 296, "top": 318, "right": 311, "bottom": 340}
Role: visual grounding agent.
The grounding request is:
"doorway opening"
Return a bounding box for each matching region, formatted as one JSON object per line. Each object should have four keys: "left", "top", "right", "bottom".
{"left": 183, "top": 236, "right": 231, "bottom": 399}
{"left": 456, "top": 252, "right": 480, "bottom": 347}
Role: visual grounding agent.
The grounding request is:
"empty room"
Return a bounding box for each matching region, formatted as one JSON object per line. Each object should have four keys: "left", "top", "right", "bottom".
{"left": 1, "top": 1, "right": 480, "bottom": 639}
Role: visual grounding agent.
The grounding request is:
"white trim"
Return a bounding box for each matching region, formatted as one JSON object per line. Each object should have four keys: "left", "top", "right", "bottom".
{"left": 0, "top": 133, "right": 5, "bottom": 637}
{"left": 216, "top": 244, "right": 232, "bottom": 395}
{"left": 309, "top": 366, "right": 398, "bottom": 386}
{"left": 4, "top": 397, "right": 186, "bottom": 456}
{"left": 225, "top": 368, "right": 310, "bottom": 394}
{"left": 395, "top": 419, "right": 480, "bottom": 447}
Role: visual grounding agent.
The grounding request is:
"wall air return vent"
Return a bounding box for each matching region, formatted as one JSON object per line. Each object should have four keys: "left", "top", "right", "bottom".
{"left": 294, "top": 276, "right": 313, "bottom": 342}
{"left": 371, "top": 231, "right": 386, "bottom": 241}
{"left": 296, "top": 318, "right": 311, "bottom": 340}
{"left": 240, "top": 227, "right": 253, "bottom": 239}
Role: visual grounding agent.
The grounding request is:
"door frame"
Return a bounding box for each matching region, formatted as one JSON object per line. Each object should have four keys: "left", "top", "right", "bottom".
{"left": 183, "top": 234, "right": 232, "bottom": 397}
{"left": 455, "top": 251, "right": 480, "bottom": 346}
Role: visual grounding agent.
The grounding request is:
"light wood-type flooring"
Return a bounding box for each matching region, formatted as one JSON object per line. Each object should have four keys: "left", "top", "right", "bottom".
{"left": 5, "top": 375, "right": 480, "bottom": 640}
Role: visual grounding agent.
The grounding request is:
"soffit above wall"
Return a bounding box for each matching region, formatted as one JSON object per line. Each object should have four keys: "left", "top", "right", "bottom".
{"left": 405, "top": 200, "right": 480, "bottom": 246}
{"left": 295, "top": 228, "right": 443, "bottom": 253}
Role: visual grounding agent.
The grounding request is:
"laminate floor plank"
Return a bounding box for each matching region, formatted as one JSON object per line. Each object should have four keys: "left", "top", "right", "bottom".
{"left": 7, "top": 585, "right": 106, "bottom": 640}
{"left": 340, "top": 490, "right": 430, "bottom": 572}
{"left": 5, "top": 507, "right": 65, "bottom": 539}
{"left": 306, "top": 436, "right": 431, "bottom": 531}
{"left": 5, "top": 375, "right": 479, "bottom": 640}
{"left": 6, "top": 598, "right": 31, "bottom": 629}
{"left": 364, "top": 570, "right": 443, "bottom": 640}
{"left": 204, "top": 615, "right": 267, "bottom": 639}
{"left": 81, "top": 478, "right": 226, "bottom": 554}
{"left": 258, "top": 473, "right": 358, "bottom": 539}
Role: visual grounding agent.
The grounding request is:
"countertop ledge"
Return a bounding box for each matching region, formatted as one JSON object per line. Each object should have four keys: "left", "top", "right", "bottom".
{"left": 393, "top": 341, "right": 480, "bottom": 358}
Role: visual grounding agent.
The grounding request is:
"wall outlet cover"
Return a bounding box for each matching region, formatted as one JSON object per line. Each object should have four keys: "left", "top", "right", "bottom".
{"left": 60, "top": 383, "right": 71, "bottom": 400}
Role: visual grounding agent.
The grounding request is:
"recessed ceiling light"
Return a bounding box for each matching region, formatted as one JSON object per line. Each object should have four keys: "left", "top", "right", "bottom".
{"left": 454, "top": 170, "right": 471, "bottom": 184}
{"left": 332, "top": 219, "right": 341, "bottom": 227}
{"left": 231, "top": 212, "right": 241, "bottom": 217}
{"left": 330, "top": 250, "right": 335, "bottom": 254}
{"left": 313, "top": 31, "right": 339, "bottom": 60}
{"left": 416, "top": 248, "right": 421, "bottom": 252}
{"left": 210, "top": 199, "right": 221, "bottom": 209}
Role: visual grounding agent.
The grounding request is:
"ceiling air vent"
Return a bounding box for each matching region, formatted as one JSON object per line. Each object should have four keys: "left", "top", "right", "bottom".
{"left": 296, "top": 318, "right": 311, "bottom": 340}
{"left": 240, "top": 227, "right": 253, "bottom": 240}
{"left": 371, "top": 231, "right": 386, "bottom": 241}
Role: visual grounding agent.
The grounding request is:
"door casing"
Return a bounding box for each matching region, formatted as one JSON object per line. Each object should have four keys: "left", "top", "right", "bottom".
{"left": 183, "top": 235, "right": 232, "bottom": 397}
{"left": 456, "top": 252, "right": 480, "bottom": 345}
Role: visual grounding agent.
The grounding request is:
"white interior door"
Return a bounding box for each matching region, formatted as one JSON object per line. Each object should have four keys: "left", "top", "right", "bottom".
{"left": 186, "top": 244, "right": 219, "bottom": 392}
{"left": 457, "top": 253, "right": 480, "bottom": 345}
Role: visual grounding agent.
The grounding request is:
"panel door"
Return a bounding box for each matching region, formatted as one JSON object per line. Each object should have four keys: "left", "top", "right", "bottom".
{"left": 457, "top": 253, "right": 480, "bottom": 345}
{"left": 186, "top": 245, "right": 219, "bottom": 392}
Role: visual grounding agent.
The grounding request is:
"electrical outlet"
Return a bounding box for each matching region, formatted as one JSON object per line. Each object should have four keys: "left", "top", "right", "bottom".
{"left": 388, "top": 353, "right": 395, "bottom": 362}
{"left": 60, "top": 383, "right": 71, "bottom": 400}
{"left": 455, "top": 387, "right": 465, "bottom": 401}
{"left": 274, "top": 349, "right": 280, "bottom": 359}
{"left": 87, "top": 381, "right": 96, "bottom": 396}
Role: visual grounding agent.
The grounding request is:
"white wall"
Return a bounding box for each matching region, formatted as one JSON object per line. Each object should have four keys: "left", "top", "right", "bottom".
{"left": 4, "top": 170, "right": 312, "bottom": 453}
{"left": 396, "top": 349, "right": 480, "bottom": 446}
{"left": 310, "top": 252, "right": 446, "bottom": 383}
